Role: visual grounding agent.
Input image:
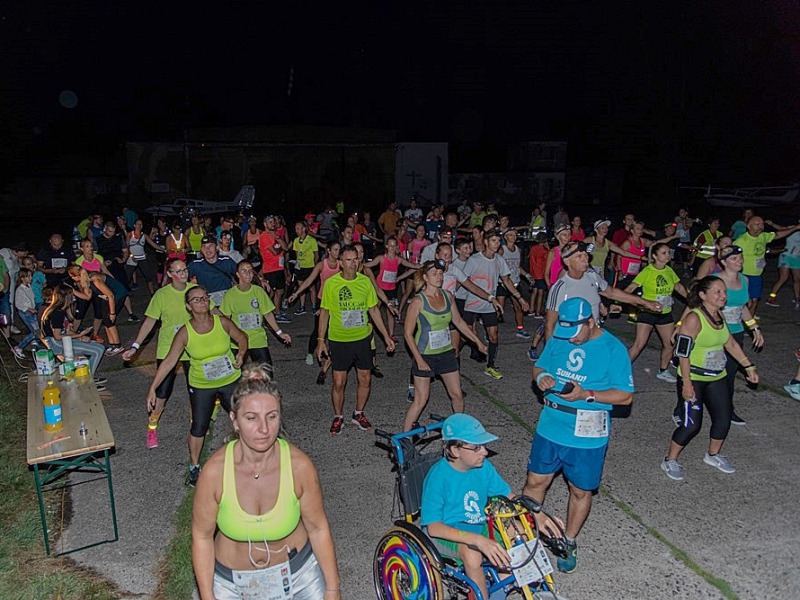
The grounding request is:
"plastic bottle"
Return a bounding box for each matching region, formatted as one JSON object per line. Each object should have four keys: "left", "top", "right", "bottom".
{"left": 42, "top": 381, "right": 63, "bottom": 432}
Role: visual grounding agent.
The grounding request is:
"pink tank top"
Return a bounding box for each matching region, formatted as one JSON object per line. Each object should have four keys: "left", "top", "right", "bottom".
{"left": 548, "top": 247, "right": 564, "bottom": 285}
{"left": 318, "top": 259, "right": 341, "bottom": 299}
{"left": 377, "top": 255, "right": 400, "bottom": 291}
{"left": 619, "top": 237, "right": 646, "bottom": 276}
{"left": 410, "top": 238, "right": 428, "bottom": 263}
{"left": 81, "top": 256, "right": 103, "bottom": 273}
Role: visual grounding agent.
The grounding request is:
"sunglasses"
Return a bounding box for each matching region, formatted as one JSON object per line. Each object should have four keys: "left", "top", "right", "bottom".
{"left": 562, "top": 242, "right": 595, "bottom": 259}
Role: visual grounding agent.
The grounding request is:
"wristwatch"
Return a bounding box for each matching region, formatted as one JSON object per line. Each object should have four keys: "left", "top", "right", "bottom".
{"left": 585, "top": 390, "right": 596, "bottom": 403}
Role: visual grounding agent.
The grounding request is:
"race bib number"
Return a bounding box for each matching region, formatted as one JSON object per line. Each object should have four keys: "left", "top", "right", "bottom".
{"left": 202, "top": 355, "right": 235, "bottom": 381}
{"left": 656, "top": 294, "right": 673, "bottom": 310}
{"left": 381, "top": 269, "right": 397, "bottom": 283}
{"left": 704, "top": 349, "right": 727, "bottom": 372}
{"left": 508, "top": 541, "right": 554, "bottom": 585}
{"left": 278, "top": 255, "right": 285, "bottom": 268}
{"left": 237, "top": 312, "right": 261, "bottom": 329}
{"left": 755, "top": 258, "right": 766, "bottom": 271}
{"left": 721, "top": 306, "right": 742, "bottom": 325}
{"left": 626, "top": 262, "right": 640, "bottom": 275}
{"left": 232, "top": 560, "right": 292, "bottom": 600}
{"left": 428, "top": 328, "right": 452, "bottom": 350}
{"left": 574, "top": 409, "right": 608, "bottom": 438}
{"left": 52, "top": 258, "right": 68, "bottom": 269}
{"left": 209, "top": 290, "right": 226, "bottom": 307}
{"left": 341, "top": 309, "right": 365, "bottom": 329}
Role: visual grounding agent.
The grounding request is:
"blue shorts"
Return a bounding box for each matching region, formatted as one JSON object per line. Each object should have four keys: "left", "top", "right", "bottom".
{"left": 747, "top": 274, "right": 763, "bottom": 300}
{"left": 527, "top": 434, "right": 608, "bottom": 491}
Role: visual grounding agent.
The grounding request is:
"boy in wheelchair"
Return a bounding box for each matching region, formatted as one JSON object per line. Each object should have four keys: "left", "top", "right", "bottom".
{"left": 421, "top": 413, "right": 564, "bottom": 599}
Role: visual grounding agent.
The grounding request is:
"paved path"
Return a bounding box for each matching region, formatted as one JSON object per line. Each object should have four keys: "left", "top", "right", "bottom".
{"left": 55, "top": 277, "right": 800, "bottom": 600}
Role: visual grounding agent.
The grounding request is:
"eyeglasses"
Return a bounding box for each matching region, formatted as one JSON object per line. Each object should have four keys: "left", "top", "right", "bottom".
{"left": 188, "top": 295, "right": 210, "bottom": 304}
{"left": 459, "top": 443, "right": 487, "bottom": 452}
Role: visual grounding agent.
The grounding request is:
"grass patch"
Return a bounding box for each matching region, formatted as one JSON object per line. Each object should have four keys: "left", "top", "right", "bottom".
{"left": 0, "top": 370, "right": 121, "bottom": 599}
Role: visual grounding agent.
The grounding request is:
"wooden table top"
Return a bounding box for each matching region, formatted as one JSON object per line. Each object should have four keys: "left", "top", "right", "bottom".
{"left": 26, "top": 375, "right": 115, "bottom": 465}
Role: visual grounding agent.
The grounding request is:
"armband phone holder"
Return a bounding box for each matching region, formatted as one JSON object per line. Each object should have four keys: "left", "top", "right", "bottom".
{"left": 674, "top": 334, "right": 693, "bottom": 358}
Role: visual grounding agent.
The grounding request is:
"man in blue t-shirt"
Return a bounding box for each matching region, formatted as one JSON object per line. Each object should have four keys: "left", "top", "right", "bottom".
{"left": 188, "top": 235, "right": 237, "bottom": 307}
{"left": 525, "top": 297, "right": 634, "bottom": 574}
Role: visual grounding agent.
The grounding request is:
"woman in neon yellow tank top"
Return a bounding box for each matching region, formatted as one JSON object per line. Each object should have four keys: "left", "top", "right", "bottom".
{"left": 660, "top": 277, "right": 758, "bottom": 482}
{"left": 146, "top": 285, "right": 249, "bottom": 487}
{"left": 402, "top": 260, "right": 487, "bottom": 431}
{"left": 192, "top": 364, "right": 341, "bottom": 600}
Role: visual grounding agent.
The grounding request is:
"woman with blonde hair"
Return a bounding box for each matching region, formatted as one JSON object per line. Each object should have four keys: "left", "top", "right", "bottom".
{"left": 67, "top": 264, "right": 125, "bottom": 355}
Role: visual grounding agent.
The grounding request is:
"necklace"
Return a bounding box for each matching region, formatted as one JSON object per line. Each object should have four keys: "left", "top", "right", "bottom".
{"left": 700, "top": 304, "right": 724, "bottom": 328}
{"left": 253, "top": 472, "right": 260, "bottom": 480}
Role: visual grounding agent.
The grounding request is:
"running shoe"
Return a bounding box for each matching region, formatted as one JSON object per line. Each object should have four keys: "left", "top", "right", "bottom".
{"left": 294, "top": 306, "right": 307, "bottom": 316}
{"left": 351, "top": 411, "right": 372, "bottom": 430}
{"left": 656, "top": 369, "right": 677, "bottom": 383}
{"left": 305, "top": 353, "right": 314, "bottom": 366}
{"left": 784, "top": 382, "right": 800, "bottom": 401}
{"left": 515, "top": 329, "right": 531, "bottom": 339}
{"left": 534, "top": 313, "right": 544, "bottom": 320}
{"left": 765, "top": 296, "right": 779, "bottom": 307}
{"left": 793, "top": 298, "right": 800, "bottom": 309}
{"left": 371, "top": 365, "right": 384, "bottom": 379}
{"left": 105, "top": 345, "right": 125, "bottom": 356}
{"left": 703, "top": 452, "right": 736, "bottom": 474}
{"left": 96, "top": 384, "right": 107, "bottom": 392}
{"left": 147, "top": 429, "right": 159, "bottom": 449}
{"left": 730, "top": 412, "right": 746, "bottom": 426}
{"left": 406, "top": 385, "right": 415, "bottom": 403}
{"left": 661, "top": 459, "right": 684, "bottom": 481}
{"left": 316, "top": 371, "right": 326, "bottom": 385}
{"left": 275, "top": 312, "right": 292, "bottom": 323}
{"left": 556, "top": 540, "right": 578, "bottom": 574}
{"left": 11, "top": 346, "right": 25, "bottom": 359}
{"left": 186, "top": 465, "right": 201, "bottom": 487}
{"left": 528, "top": 347, "right": 539, "bottom": 362}
{"left": 94, "top": 376, "right": 108, "bottom": 385}
{"left": 330, "top": 416, "right": 344, "bottom": 435}
{"left": 484, "top": 366, "right": 504, "bottom": 380}
{"left": 127, "top": 314, "right": 141, "bottom": 322}
{"left": 10, "top": 326, "right": 21, "bottom": 334}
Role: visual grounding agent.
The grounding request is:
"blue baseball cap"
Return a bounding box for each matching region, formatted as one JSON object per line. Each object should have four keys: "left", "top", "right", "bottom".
{"left": 442, "top": 414, "right": 499, "bottom": 445}
{"left": 553, "top": 297, "right": 593, "bottom": 339}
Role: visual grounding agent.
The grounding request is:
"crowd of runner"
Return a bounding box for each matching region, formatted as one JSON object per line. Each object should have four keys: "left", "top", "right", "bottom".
{"left": 1, "top": 199, "right": 799, "bottom": 594}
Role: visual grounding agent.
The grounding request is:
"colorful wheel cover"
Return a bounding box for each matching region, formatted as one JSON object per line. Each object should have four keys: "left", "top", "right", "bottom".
{"left": 375, "top": 532, "right": 439, "bottom": 599}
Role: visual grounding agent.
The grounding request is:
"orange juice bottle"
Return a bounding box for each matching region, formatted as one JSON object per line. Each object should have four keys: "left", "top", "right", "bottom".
{"left": 42, "top": 381, "right": 63, "bottom": 432}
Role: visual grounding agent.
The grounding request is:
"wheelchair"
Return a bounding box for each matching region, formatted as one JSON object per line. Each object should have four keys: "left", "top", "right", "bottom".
{"left": 373, "top": 418, "right": 568, "bottom": 600}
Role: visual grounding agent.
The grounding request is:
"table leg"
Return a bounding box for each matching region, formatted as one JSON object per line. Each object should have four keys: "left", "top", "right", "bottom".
{"left": 104, "top": 450, "right": 119, "bottom": 542}
{"left": 32, "top": 464, "right": 51, "bottom": 557}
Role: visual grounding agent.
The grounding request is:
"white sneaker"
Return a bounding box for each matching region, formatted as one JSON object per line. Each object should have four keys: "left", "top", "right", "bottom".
{"left": 661, "top": 459, "right": 684, "bottom": 481}
{"left": 11, "top": 346, "right": 25, "bottom": 359}
{"left": 784, "top": 382, "right": 800, "bottom": 401}
{"left": 656, "top": 369, "right": 677, "bottom": 383}
{"left": 703, "top": 452, "right": 735, "bottom": 474}
{"left": 305, "top": 353, "right": 314, "bottom": 366}
{"left": 10, "top": 326, "right": 21, "bottom": 334}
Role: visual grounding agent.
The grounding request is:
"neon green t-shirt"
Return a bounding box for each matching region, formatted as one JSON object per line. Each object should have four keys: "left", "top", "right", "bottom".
{"left": 220, "top": 285, "right": 276, "bottom": 349}
{"left": 632, "top": 265, "right": 680, "bottom": 314}
{"left": 144, "top": 283, "right": 198, "bottom": 359}
{"left": 320, "top": 272, "right": 378, "bottom": 342}
{"left": 292, "top": 236, "right": 319, "bottom": 269}
{"left": 734, "top": 231, "right": 776, "bottom": 276}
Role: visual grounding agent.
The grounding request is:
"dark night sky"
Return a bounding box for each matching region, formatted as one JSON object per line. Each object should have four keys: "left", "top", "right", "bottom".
{"left": 2, "top": 1, "right": 800, "bottom": 189}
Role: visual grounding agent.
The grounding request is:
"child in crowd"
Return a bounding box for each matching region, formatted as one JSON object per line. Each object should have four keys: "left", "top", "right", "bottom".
{"left": 22, "top": 256, "right": 46, "bottom": 317}
{"left": 12, "top": 268, "right": 38, "bottom": 358}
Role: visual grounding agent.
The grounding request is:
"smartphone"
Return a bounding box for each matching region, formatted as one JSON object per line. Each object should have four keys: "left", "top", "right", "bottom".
{"left": 674, "top": 334, "right": 692, "bottom": 358}
{"left": 554, "top": 382, "right": 575, "bottom": 395}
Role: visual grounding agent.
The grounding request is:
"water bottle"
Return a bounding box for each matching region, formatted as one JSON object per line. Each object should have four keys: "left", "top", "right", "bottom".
{"left": 42, "top": 381, "right": 63, "bottom": 432}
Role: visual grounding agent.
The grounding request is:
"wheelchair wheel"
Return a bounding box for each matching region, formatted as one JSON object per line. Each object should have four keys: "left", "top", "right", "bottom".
{"left": 374, "top": 525, "right": 444, "bottom": 599}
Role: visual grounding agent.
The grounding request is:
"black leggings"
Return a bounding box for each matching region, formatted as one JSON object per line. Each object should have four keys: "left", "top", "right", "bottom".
{"left": 248, "top": 347, "right": 273, "bottom": 375}
{"left": 725, "top": 331, "right": 744, "bottom": 407}
{"left": 308, "top": 313, "right": 321, "bottom": 355}
{"left": 155, "top": 359, "right": 190, "bottom": 400}
{"left": 188, "top": 379, "right": 238, "bottom": 438}
{"left": 672, "top": 377, "right": 732, "bottom": 447}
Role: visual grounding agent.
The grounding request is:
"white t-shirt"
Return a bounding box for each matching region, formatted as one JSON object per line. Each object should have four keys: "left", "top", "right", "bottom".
{"left": 462, "top": 252, "right": 511, "bottom": 314}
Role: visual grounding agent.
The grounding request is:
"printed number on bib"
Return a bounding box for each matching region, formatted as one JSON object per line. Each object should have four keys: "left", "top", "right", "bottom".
{"left": 755, "top": 258, "right": 766, "bottom": 271}
{"left": 238, "top": 313, "right": 261, "bottom": 329}
{"left": 381, "top": 270, "right": 397, "bottom": 283}
{"left": 508, "top": 542, "right": 554, "bottom": 585}
{"left": 232, "top": 561, "right": 292, "bottom": 600}
{"left": 721, "top": 306, "right": 742, "bottom": 325}
{"left": 428, "top": 328, "right": 452, "bottom": 350}
{"left": 656, "top": 294, "right": 673, "bottom": 309}
{"left": 341, "top": 309, "right": 365, "bottom": 329}
{"left": 52, "top": 258, "right": 68, "bottom": 269}
{"left": 704, "top": 349, "right": 726, "bottom": 372}
{"left": 202, "top": 355, "right": 235, "bottom": 381}
{"left": 574, "top": 409, "right": 608, "bottom": 438}
{"left": 626, "top": 262, "right": 640, "bottom": 275}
